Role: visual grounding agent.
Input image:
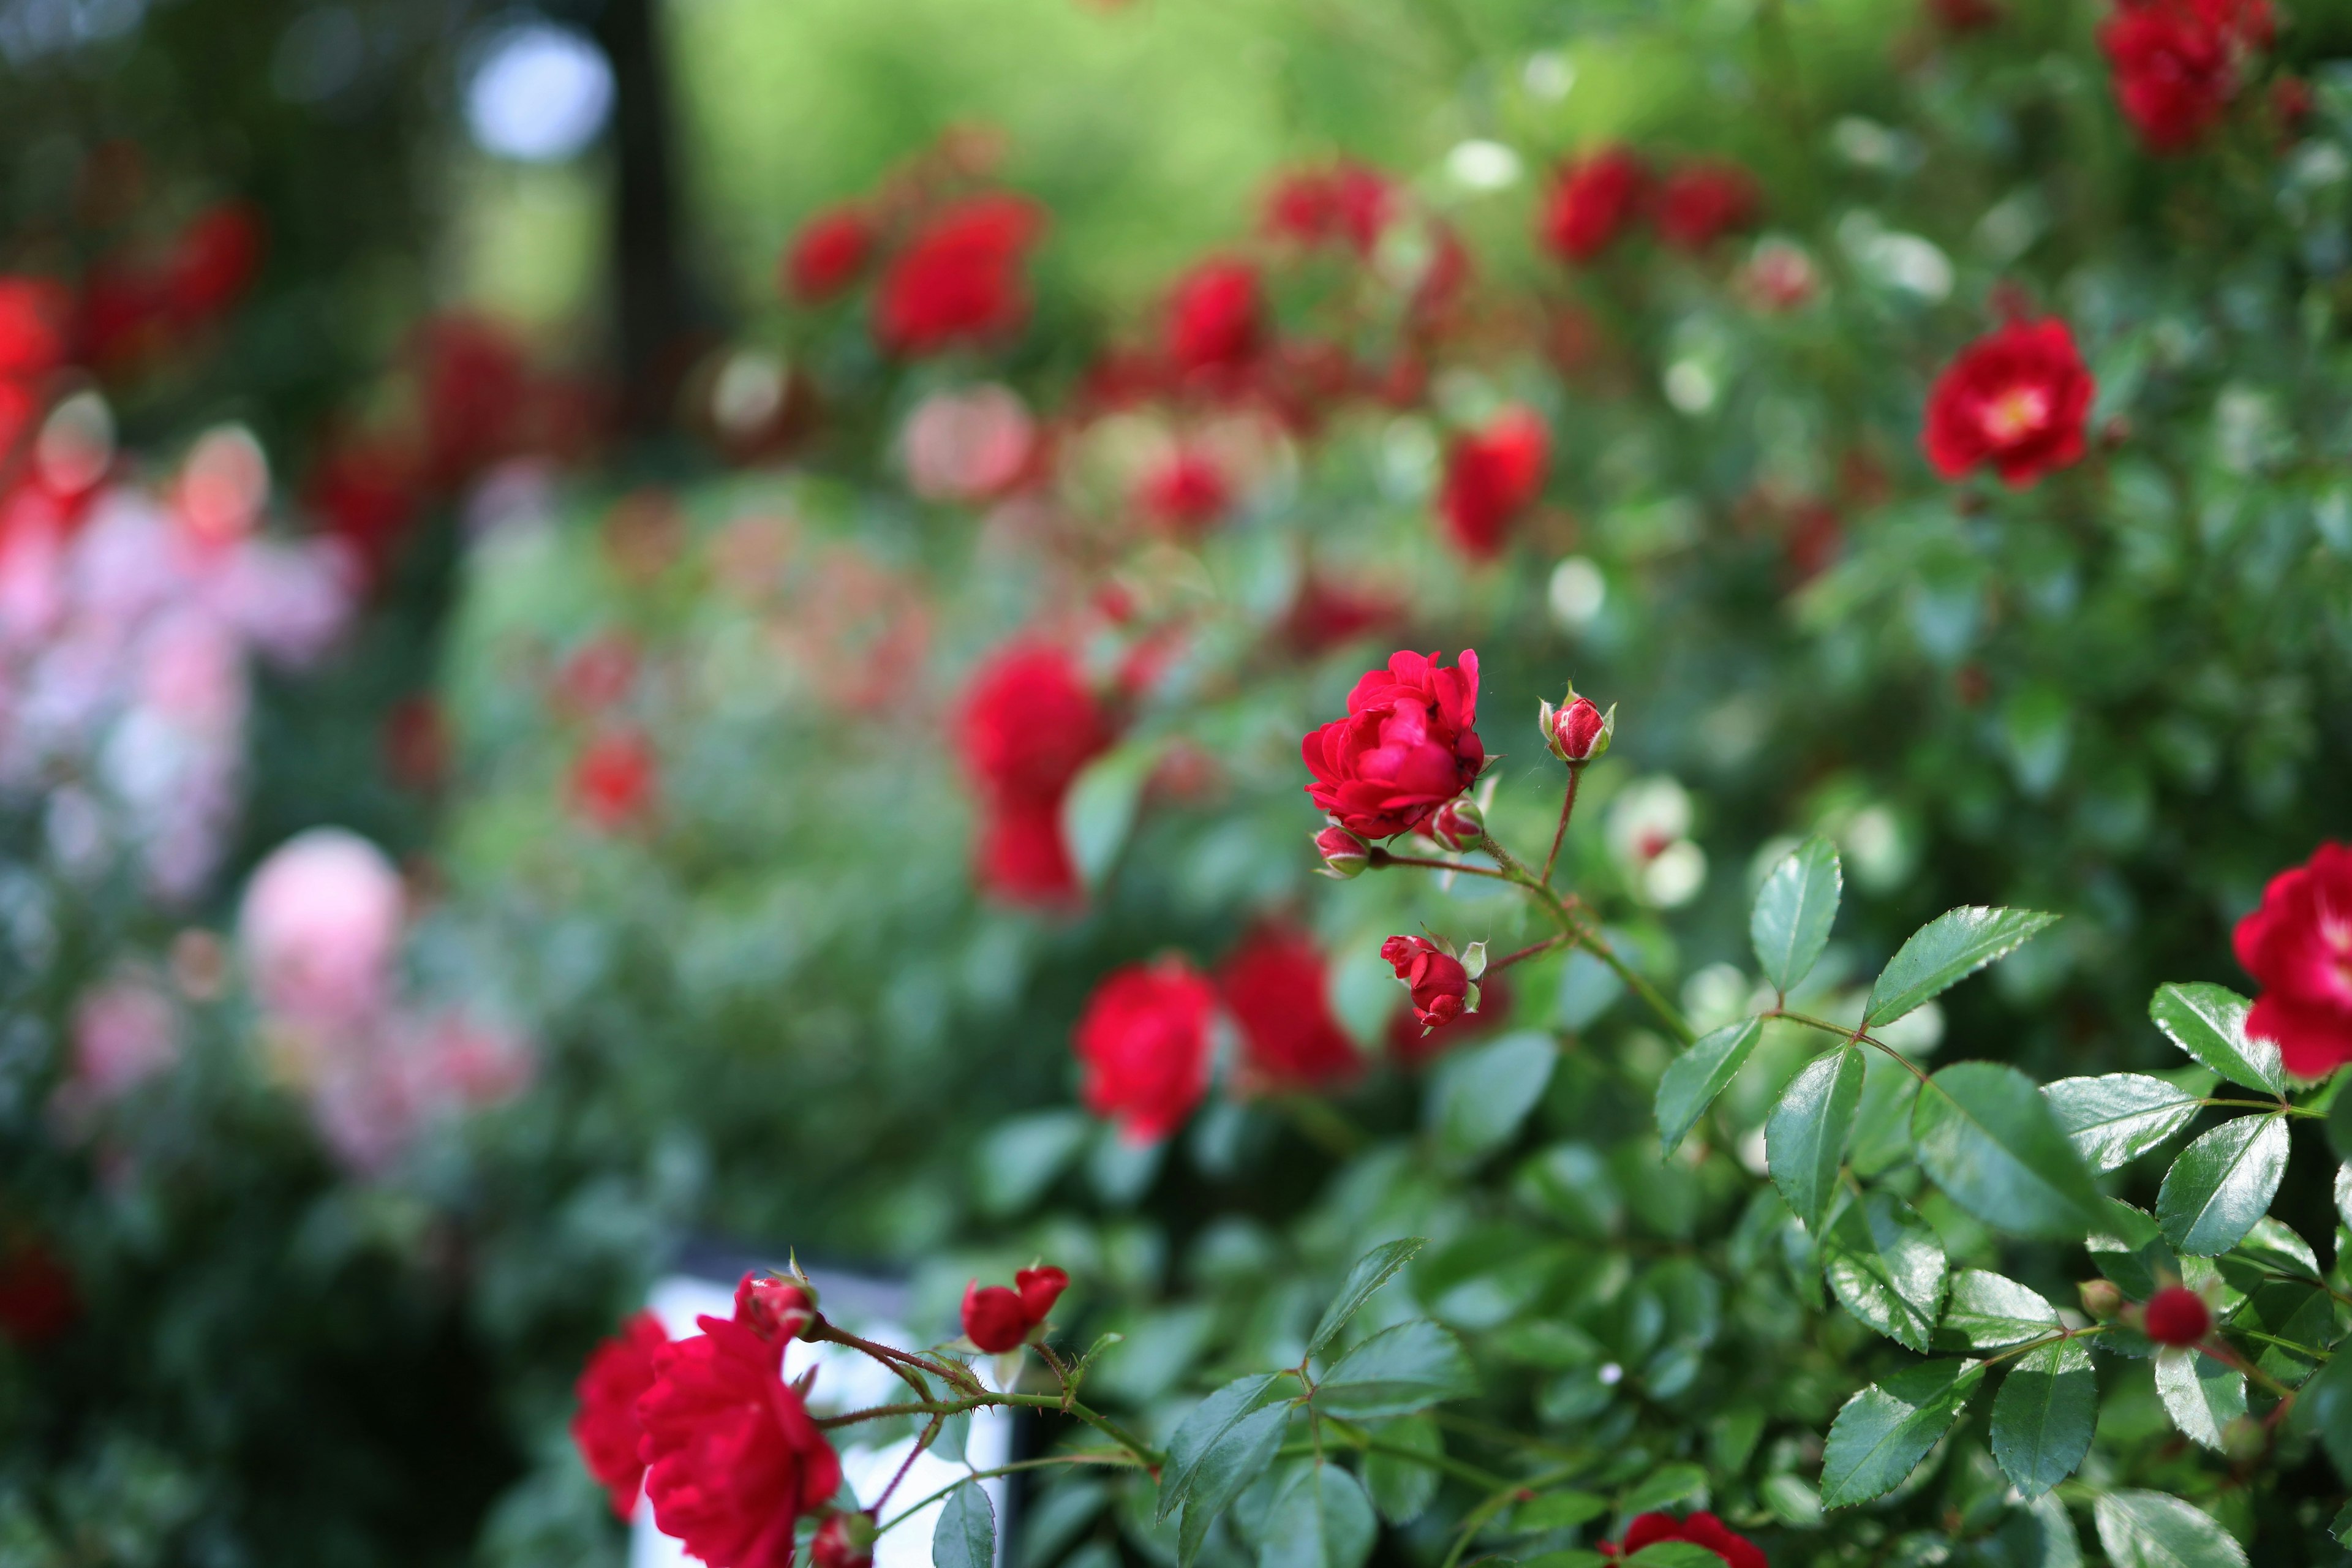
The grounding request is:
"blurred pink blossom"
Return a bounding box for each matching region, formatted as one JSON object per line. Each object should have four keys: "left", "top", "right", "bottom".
{"left": 903, "top": 384, "right": 1035, "bottom": 503}
{"left": 238, "top": 828, "right": 405, "bottom": 1031}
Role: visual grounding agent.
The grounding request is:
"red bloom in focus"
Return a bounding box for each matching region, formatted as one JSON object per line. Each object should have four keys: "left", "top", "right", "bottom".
{"left": 1166, "top": 258, "right": 1264, "bottom": 375}
{"left": 0, "top": 277, "right": 74, "bottom": 379}
{"left": 1921, "top": 317, "right": 2094, "bottom": 488}
{"left": 2098, "top": 0, "right": 2272, "bottom": 154}
{"left": 1655, "top": 162, "right": 1760, "bottom": 252}
{"left": 1302, "top": 649, "right": 1484, "bottom": 840}
{"left": 962, "top": 1264, "right": 1069, "bottom": 1352}
{"left": 784, "top": 205, "right": 875, "bottom": 305}
{"left": 1137, "top": 449, "right": 1231, "bottom": 533}
{"left": 1263, "top": 162, "right": 1395, "bottom": 255}
{"left": 639, "top": 1313, "right": 844, "bottom": 1568}
{"left": 2143, "top": 1286, "right": 2212, "bottom": 1346}
{"left": 1074, "top": 958, "right": 1216, "bottom": 1142}
{"left": 873, "top": 193, "right": 1045, "bottom": 357}
{"left": 1438, "top": 407, "right": 1549, "bottom": 560}
{"left": 166, "top": 202, "right": 264, "bottom": 324}
{"left": 1539, "top": 149, "right": 1648, "bottom": 265}
{"left": 1602, "top": 1512, "right": 1766, "bottom": 1568}
{"left": 0, "top": 1237, "right": 78, "bottom": 1346}
{"left": 960, "top": 643, "right": 1114, "bottom": 904}
{"left": 1219, "top": 928, "right": 1360, "bottom": 1091}
{"left": 1381, "top": 936, "right": 1470, "bottom": 1034}
{"left": 571, "top": 729, "right": 658, "bottom": 831}
{"left": 571, "top": 1310, "right": 669, "bottom": 1518}
{"left": 2234, "top": 843, "right": 2352, "bottom": 1079}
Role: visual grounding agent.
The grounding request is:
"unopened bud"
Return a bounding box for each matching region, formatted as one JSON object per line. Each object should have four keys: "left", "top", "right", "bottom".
{"left": 1539, "top": 690, "right": 1613, "bottom": 765}
{"left": 1314, "top": 823, "right": 1370, "bottom": 879}
{"left": 1430, "top": 797, "right": 1484, "bottom": 853}
{"left": 2141, "top": 1285, "right": 2211, "bottom": 1348}
{"left": 814, "top": 1512, "right": 878, "bottom": 1568}
{"left": 735, "top": 1273, "right": 815, "bottom": 1343}
{"left": 2077, "top": 1278, "right": 2122, "bottom": 1321}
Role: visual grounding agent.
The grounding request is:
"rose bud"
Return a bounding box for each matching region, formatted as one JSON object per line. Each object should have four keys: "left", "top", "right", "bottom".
{"left": 1429, "top": 797, "right": 1485, "bottom": 853}
{"left": 1539, "top": 690, "right": 1613, "bottom": 765}
{"left": 734, "top": 1273, "right": 816, "bottom": 1343}
{"left": 1381, "top": 935, "right": 1475, "bottom": 1034}
{"left": 962, "top": 1282, "right": 1033, "bottom": 1353}
{"left": 1016, "top": 1265, "right": 1069, "bottom": 1324}
{"left": 2142, "top": 1286, "right": 2211, "bottom": 1348}
{"left": 813, "top": 1512, "right": 878, "bottom": 1568}
{"left": 2078, "top": 1278, "right": 2122, "bottom": 1321}
{"left": 1314, "top": 823, "right": 1370, "bottom": 879}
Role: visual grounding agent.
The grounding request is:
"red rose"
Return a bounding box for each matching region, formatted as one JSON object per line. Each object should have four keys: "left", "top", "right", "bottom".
{"left": 1438, "top": 407, "right": 1549, "bottom": 560}
{"left": 0, "top": 277, "right": 74, "bottom": 379}
{"left": 734, "top": 1273, "right": 815, "bottom": 1343}
{"left": 570, "top": 729, "right": 658, "bottom": 831}
{"left": 1544, "top": 694, "right": 1610, "bottom": 764}
{"left": 1218, "top": 928, "right": 1360, "bottom": 1091}
{"left": 570, "top": 1310, "right": 668, "bottom": 1518}
{"left": 961, "top": 1264, "right": 1068, "bottom": 1353}
{"left": 2143, "top": 1286, "right": 2212, "bottom": 1346}
{"left": 165, "top": 202, "right": 264, "bottom": 325}
{"left": 960, "top": 642, "right": 1113, "bottom": 804}
{"left": 1921, "top": 317, "right": 2094, "bottom": 487}
{"left": 1539, "top": 148, "right": 1648, "bottom": 265}
{"left": 0, "top": 1237, "right": 78, "bottom": 1346}
{"left": 1604, "top": 1511, "right": 1765, "bottom": 1568}
{"left": 1302, "top": 648, "right": 1485, "bottom": 841}
{"left": 1166, "top": 258, "right": 1264, "bottom": 375}
{"left": 784, "top": 205, "right": 875, "bottom": 305}
{"left": 1381, "top": 936, "right": 1470, "bottom": 1034}
{"left": 639, "top": 1313, "right": 844, "bottom": 1568}
{"left": 974, "top": 796, "right": 1082, "bottom": 904}
{"left": 873, "top": 193, "right": 1045, "bottom": 357}
{"left": 1263, "top": 162, "right": 1395, "bottom": 254}
{"left": 813, "top": 1513, "right": 875, "bottom": 1568}
{"left": 1655, "top": 162, "right": 1760, "bottom": 252}
{"left": 1074, "top": 958, "right": 1216, "bottom": 1142}
{"left": 1137, "top": 449, "right": 1232, "bottom": 533}
{"left": 2234, "top": 842, "right": 2352, "bottom": 1079}
{"left": 2098, "top": 0, "right": 2271, "bottom": 154}
{"left": 1017, "top": 1264, "right": 1069, "bottom": 1321}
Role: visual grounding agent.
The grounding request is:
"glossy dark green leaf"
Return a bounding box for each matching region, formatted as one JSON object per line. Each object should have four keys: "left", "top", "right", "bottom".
{"left": 1823, "top": 1191, "right": 1947, "bottom": 1352}
{"left": 2236, "top": 1280, "right": 2337, "bottom": 1387}
{"left": 1864, "top": 907, "right": 2059, "bottom": 1028}
{"left": 2157, "top": 1114, "right": 2289, "bottom": 1257}
{"left": 1991, "top": 1336, "right": 2095, "bottom": 1499}
{"left": 2042, "top": 1074, "right": 2202, "bottom": 1174}
{"left": 1257, "top": 1464, "right": 1376, "bottom": 1568}
{"left": 1614, "top": 1462, "right": 1707, "bottom": 1517}
{"left": 1177, "top": 1403, "right": 1292, "bottom": 1568}
{"left": 1512, "top": 1491, "right": 1607, "bottom": 1532}
{"left": 935, "top": 1483, "right": 997, "bottom": 1568}
{"left": 1939, "top": 1268, "right": 2060, "bottom": 1350}
{"left": 1360, "top": 1415, "right": 1441, "bottom": 1525}
{"left": 2155, "top": 1348, "right": 2245, "bottom": 1451}
{"left": 1159, "top": 1374, "right": 1285, "bottom": 1520}
{"left": 1912, "top": 1062, "right": 2111, "bottom": 1240}
{"left": 1430, "top": 1032, "right": 1556, "bottom": 1163}
{"left": 1654, "top": 1019, "right": 1763, "bottom": 1156}
{"left": 2092, "top": 1491, "right": 2248, "bottom": 1568}
{"left": 1308, "top": 1238, "right": 1425, "bottom": 1357}
{"left": 1819, "top": 1359, "right": 1983, "bottom": 1509}
{"left": 1767, "top": 1046, "right": 1863, "bottom": 1234}
{"left": 1316, "top": 1319, "right": 1476, "bottom": 1418}
{"left": 2150, "top": 982, "right": 2282, "bottom": 1096}
{"left": 1751, "top": 836, "right": 1841, "bottom": 994}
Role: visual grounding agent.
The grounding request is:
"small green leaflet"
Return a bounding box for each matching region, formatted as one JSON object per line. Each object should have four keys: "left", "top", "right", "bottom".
{"left": 2092, "top": 1491, "right": 2248, "bottom": 1568}
{"left": 1178, "top": 1404, "right": 1292, "bottom": 1568}
{"left": 1307, "top": 1238, "right": 1425, "bottom": 1357}
{"left": 1615, "top": 1461, "right": 1708, "bottom": 1517}
{"left": 934, "top": 1483, "right": 997, "bottom": 1568}
{"left": 2041, "top": 1074, "right": 2202, "bottom": 1173}
{"left": 1360, "top": 1415, "right": 1441, "bottom": 1525}
{"left": 1654, "top": 1019, "right": 1763, "bottom": 1156}
{"left": 1314, "top": 1319, "right": 1477, "bottom": 1418}
{"left": 2155, "top": 1348, "right": 2246, "bottom": 1450}
{"left": 1819, "top": 1359, "right": 1984, "bottom": 1508}
{"left": 1822, "top": 1191, "right": 1948, "bottom": 1352}
{"left": 2156, "top": 1114, "right": 2290, "bottom": 1256}
{"left": 1751, "top": 836, "right": 1841, "bottom": 995}
{"left": 1512, "top": 1492, "right": 1607, "bottom": 1532}
{"left": 1063, "top": 739, "right": 1164, "bottom": 889}
{"left": 1768, "top": 1046, "right": 1863, "bottom": 1234}
{"left": 1158, "top": 1374, "right": 1284, "bottom": 1520}
{"left": 1258, "top": 1464, "right": 1377, "bottom": 1568}
{"left": 1912, "top": 1061, "right": 2113, "bottom": 1240}
{"left": 1938, "top": 1268, "right": 2060, "bottom": 1351}
{"left": 2149, "top": 982, "right": 2282, "bottom": 1096}
{"left": 1864, "top": 907, "right": 2059, "bottom": 1028}
{"left": 1991, "top": 1337, "right": 2095, "bottom": 1499}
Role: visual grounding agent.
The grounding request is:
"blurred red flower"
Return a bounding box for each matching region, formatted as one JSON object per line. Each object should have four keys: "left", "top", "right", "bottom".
{"left": 1923, "top": 317, "right": 2093, "bottom": 487}
{"left": 873, "top": 193, "right": 1045, "bottom": 356}
{"left": 0, "top": 1237, "right": 78, "bottom": 1346}
{"left": 1219, "top": 927, "right": 1359, "bottom": 1090}
{"left": 0, "top": 277, "right": 74, "bottom": 379}
{"left": 570, "top": 729, "right": 658, "bottom": 831}
{"left": 1166, "top": 257, "right": 1264, "bottom": 376}
{"left": 1539, "top": 148, "right": 1648, "bottom": 264}
{"left": 1075, "top": 957, "right": 1216, "bottom": 1142}
{"left": 1136, "top": 448, "right": 1231, "bottom": 533}
{"left": 570, "top": 1310, "right": 669, "bottom": 1518}
{"left": 959, "top": 641, "right": 1114, "bottom": 903}
{"left": 1655, "top": 162, "right": 1760, "bottom": 252}
{"left": 1438, "top": 406, "right": 1549, "bottom": 559}
{"left": 165, "top": 202, "right": 265, "bottom": 325}
{"left": 1262, "top": 161, "right": 1395, "bottom": 255}
{"left": 1602, "top": 1511, "right": 1765, "bottom": 1568}
{"left": 783, "top": 205, "right": 876, "bottom": 304}
{"left": 2234, "top": 842, "right": 2352, "bottom": 1079}
{"left": 2098, "top": 0, "right": 2271, "bottom": 153}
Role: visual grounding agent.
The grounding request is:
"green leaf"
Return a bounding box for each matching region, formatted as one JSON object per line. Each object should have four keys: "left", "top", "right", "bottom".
{"left": 1512, "top": 1492, "right": 1607, "bottom": 1532}
{"left": 2092, "top": 1491, "right": 2248, "bottom": 1568}
{"left": 1864, "top": 907, "right": 2059, "bottom": 1028}
{"left": 2334, "top": 1501, "right": 2352, "bottom": 1549}
{"left": 1912, "top": 1062, "right": 2111, "bottom": 1240}
{"left": 1654, "top": 1019, "right": 1763, "bottom": 1156}
{"left": 2043, "top": 1074, "right": 2203, "bottom": 1173}
{"left": 935, "top": 1483, "right": 997, "bottom": 1568}
{"left": 1751, "top": 837, "right": 1842, "bottom": 994}
{"left": 1939, "top": 1268, "right": 2060, "bottom": 1350}
{"left": 1991, "top": 1337, "right": 2095, "bottom": 1500}
{"left": 1159, "top": 1374, "right": 1285, "bottom": 1520}
{"left": 2291, "top": 1341, "right": 2352, "bottom": 1478}
{"left": 1317, "top": 1319, "right": 1476, "bottom": 1419}
{"left": 1429, "top": 1032, "right": 1557, "bottom": 1163}
{"left": 1360, "top": 1416, "right": 1441, "bottom": 1525}
{"left": 1819, "top": 1359, "right": 1983, "bottom": 1509}
{"left": 1520, "top": 1555, "right": 1607, "bottom": 1568}
{"left": 1614, "top": 1462, "right": 1707, "bottom": 1517}
{"left": 2021, "top": 1492, "right": 2085, "bottom": 1568}
{"left": 1257, "top": 1464, "right": 1376, "bottom": 1568}
{"left": 2155, "top": 1348, "right": 2246, "bottom": 1451}
{"left": 1177, "top": 1404, "right": 1293, "bottom": 1568}
{"left": 2150, "top": 983, "right": 2282, "bottom": 1096}
{"left": 1823, "top": 1191, "right": 1948, "bottom": 1352}
{"left": 975, "top": 1111, "right": 1093, "bottom": 1217}
{"left": 1063, "top": 739, "right": 1164, "bottom": 889}
{"left": 2157, "top": 1114, "right": 2290, "bottom": 1256}
{"left": 1307, "top": 1238, "right": 1426, "bottom": 1357}
{"left": 1767, "top": 1046, "right": 1864, "bottom": 1234}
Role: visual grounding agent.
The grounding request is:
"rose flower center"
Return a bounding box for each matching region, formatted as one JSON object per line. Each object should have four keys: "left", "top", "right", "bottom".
{"left": 1979, "top": 384, "right": 2051, "bottom": 445}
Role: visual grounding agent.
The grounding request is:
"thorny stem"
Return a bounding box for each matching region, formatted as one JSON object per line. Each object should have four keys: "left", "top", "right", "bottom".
{"left": 1540, "top": 766, "right": 1582, "bottom": 887}
{"left": 1370, "top": 847, "right": 1517, "bottom": 882}
{"left": 875, "top": 1414, "right": 944, "bottom": 1511}
{"left": 807, "top": 1317, "right": 951, "bottom": 1400}
{"left": 1485, "top": 933, "right": 1570, "bottom": 976}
